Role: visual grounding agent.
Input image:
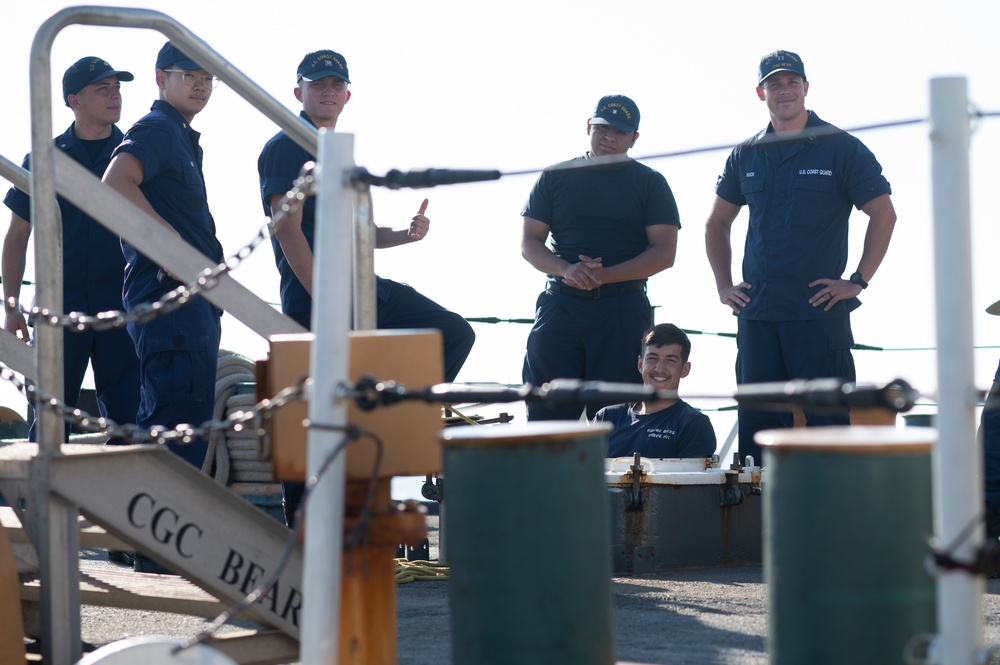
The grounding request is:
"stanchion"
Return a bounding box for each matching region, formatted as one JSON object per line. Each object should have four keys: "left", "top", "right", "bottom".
{"left": 758, "top": 426, "right": 936, "bottom": 665}
{"left": 338, "top": 479, "right": 427, "bottom": 665}
{"left": 442, "top": 422, "right": 614, "bottom": 665}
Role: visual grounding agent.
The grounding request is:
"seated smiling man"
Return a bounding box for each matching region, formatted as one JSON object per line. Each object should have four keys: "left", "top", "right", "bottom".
{"left": 594, "top": 323, "right": 716, "bottom": 458}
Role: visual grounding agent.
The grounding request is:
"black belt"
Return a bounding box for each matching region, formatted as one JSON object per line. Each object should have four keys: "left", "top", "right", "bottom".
{"left": 546, "top": 281, "right": 646, "bottom": 300}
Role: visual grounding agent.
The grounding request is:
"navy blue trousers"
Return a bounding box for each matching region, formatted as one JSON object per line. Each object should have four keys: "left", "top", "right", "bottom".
{"left": 127, "top": 297, "right": 221, "bottom": 469}
{"left": 28, "top": 324, "right": 140, "bottom": 444}
{"left": 282, "top": 278, "right": 475, "bottom": 525}
{"left": 374, "top": 279, "right": 475, "bottom": 383}
{"left": 982, "top": 360, "right": 1000, "bottom": 523}
{"left": 522, "top": 289, "right": 652, "bottom": 421}
{"left": 736, "top": 317, "right": 856, "bottom": 464}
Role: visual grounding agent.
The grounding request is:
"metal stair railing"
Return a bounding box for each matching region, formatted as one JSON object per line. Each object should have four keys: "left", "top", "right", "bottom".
{"left": 23, "top": 7, "right": 345, "bottom": 663}
{"left": 0, "top": 154, "right": 46, "bottom": 383}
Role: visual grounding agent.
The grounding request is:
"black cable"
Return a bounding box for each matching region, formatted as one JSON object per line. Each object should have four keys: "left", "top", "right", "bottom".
{"left": 350, "top": 376, "right": 918, "bottom": 414}
{"left": 927, "top": 512, "right": 992, "bottom": 576}
{"left": 501, "top": 116, "right": 928, "bottom": 178}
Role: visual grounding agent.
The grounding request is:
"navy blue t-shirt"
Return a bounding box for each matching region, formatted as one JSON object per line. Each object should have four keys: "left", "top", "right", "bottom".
{"left": 112, "top": 100, "right": 223, "bottom": 308}
{"left": 595, "top": 399, "right": 717, "bottom": 458}
{"left": 715, "top": 111, "right": 891, "bottom": 321}
{"left": 3, "top": 123, "right": 127, "bottom": 313}
{"left": 521, "top": 156, "right": 679, "bottom": 282}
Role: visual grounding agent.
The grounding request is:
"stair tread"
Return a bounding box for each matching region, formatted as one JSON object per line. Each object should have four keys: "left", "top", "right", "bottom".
{"left": 21, "top": 562, "right": 227, "bottom": 616}
{"left": 1, "top": 505, "right": 130, "bottom": 550}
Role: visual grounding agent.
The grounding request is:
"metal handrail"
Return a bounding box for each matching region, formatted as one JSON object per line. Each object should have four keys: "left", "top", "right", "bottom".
{"left": 24, "top": 7, "right": 334, "bottom": 662}
{"left": 28, "top": 6, "right": 324, "bottom": 456}
{"left": 0, "top": 155, "right": 47, "bottom": 381}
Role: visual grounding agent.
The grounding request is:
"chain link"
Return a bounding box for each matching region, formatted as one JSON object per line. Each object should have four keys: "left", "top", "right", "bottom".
{"left": 7, "top": 161, "right": 321, "bottom": 445}
{"left": 0, "top": 361, "right": 308, "bottom": 447}
{"left": 18, "top": 164, "right": 318, "bottom": 333}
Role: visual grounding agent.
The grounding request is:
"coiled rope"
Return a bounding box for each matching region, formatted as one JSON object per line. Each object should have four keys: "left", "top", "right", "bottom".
{"left": 204, "top": 349, "right": 276, "bottom": 485}
{"left": 395, "top": 558, "right": 449, "bottom": 584}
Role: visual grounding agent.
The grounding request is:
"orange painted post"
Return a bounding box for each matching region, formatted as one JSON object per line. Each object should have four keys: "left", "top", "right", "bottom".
{"left": 0, "top": 524, "right": 27, "bottom": 664}
{"left": 338, "top": 479, "right": 426, "bottom": 665}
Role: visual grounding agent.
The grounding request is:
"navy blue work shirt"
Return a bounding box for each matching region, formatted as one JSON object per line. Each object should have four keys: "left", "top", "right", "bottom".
{"left": 715, "top": 112, "right": 891, "bottom": 321}
{"left": 112, "top": 100, "right": 223, "bottom": 309}
{"left": 3, "top": 123, "right": 127, "bottom": 313}
{"left": 257, "top": 111, "right": 392, "bottom": 318}
{"left": 521, "top": 155, "right": 679, "bottom": 283}
{"left": 257, "top": 111, "right": 319, "bottom": 317}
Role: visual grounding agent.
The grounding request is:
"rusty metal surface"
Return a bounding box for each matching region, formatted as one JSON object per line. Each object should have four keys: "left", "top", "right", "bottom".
{"left": 608, "top": 462, "right": 763, "bottom": 573}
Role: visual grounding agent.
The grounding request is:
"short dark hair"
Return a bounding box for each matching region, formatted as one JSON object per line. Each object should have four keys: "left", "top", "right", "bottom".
{"left": 641, "top": 324, "right": 691, "bottom": 363}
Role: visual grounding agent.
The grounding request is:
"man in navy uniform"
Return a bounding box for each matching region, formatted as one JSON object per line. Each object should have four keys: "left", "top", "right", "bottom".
{"left": 258, "top": 49, "right": 475, "bottom": 524}
{"left": 594, "top": 324, "right": 716, "bottom": 459}
{"left": 984, "top": 359, "right": 1000, "bottom": 541}
{"left": 103, "top": 42, "right": 223, "bottom": 471}
{"left": 705, "top": 50, "right": 897, "bottom": 463}
{"left": 2, "top": 56, "right": 139, "bottom": 443}
{"left": 521, "top": 94, "right": 680, "bottom": 421}
{"left": 982, "top": 300, "right": 1000, "bottom": 541}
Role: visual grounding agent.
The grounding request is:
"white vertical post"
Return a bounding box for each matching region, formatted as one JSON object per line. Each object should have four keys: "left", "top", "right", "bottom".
{"left": 301, "top": 128, "right": 354, "bottom": 664}
{"left": 930, "top": 76, "right": 982, "bottom": 664}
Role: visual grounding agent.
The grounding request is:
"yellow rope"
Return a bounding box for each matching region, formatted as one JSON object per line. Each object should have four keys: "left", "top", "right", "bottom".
{"left": 395, "top": 558, "right": 449, "bottom": 584}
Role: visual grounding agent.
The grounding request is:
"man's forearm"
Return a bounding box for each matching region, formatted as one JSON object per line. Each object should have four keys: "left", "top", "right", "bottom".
{"left": 600, "top": 246, "right": 674, "bottom": 283}
{"left": 374, "top": 225, "right": 411, "bottom": 249}
{"left": 2, "top": 227, "right": 29, "bottom": 309}
{"left": 521, "top": 236, "right": 569, "bottom": 277}
{"left": 705, "top": 223, "right": 736, "bottom": 293}
{"left": 275, "top": 228, "right": 315, "bottom": 296}
{"left": 855, "top": 195, "right": 897, "bottom": 282}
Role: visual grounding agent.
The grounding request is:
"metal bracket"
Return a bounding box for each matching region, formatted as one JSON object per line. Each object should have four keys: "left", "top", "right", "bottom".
{"left": 632, "top": 546, "right": 655, "bottom": 575}
{"left": 628, "top": 452, "right": 644, "bottom": 512}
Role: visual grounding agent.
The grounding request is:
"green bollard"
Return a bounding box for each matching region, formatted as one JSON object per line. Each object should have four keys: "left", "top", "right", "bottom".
{"left": 442, "top": 422, "right": 615, "bottom": 665}
{"left": 758, "top": 426, "right": 937, "bottom": 665}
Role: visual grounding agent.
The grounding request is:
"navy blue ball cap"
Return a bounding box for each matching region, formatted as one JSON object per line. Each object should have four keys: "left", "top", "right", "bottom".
{"left": 297, "top": 50, "right": 350, "bottom": 84}
{"left": 758, "top": 50, "right": 806, "bottom": 84}
{"left": 62, "top": 56, "right": 133, "bottom": 104}
{"left": 155, "top": 41, "right": 203, "bottom": 72}
{"left": 591, "top": 94, "right": 640, "bottom": 133}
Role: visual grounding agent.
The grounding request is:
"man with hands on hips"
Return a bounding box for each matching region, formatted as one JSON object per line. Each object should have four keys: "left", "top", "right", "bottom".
{"left": 705, "top": 50, "right": 897, "bottom": 463}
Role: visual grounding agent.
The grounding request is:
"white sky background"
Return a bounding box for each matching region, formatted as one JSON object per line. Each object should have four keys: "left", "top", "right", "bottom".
{"left": 2, "top": 0, "right": 1000, "bottom": 444}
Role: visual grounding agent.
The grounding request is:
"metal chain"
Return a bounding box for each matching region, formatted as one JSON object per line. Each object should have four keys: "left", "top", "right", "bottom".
{"left": 5, "top": 161, "right": 322, "bottom": 447}
{"left": 20, "top": 164, "right": 318, "bottom": 333}
{"left": 0, "top": 361, "right": 308, "bottom": 447}
{"left": 267, "top": 161, "right": 317, "bottom": 234}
